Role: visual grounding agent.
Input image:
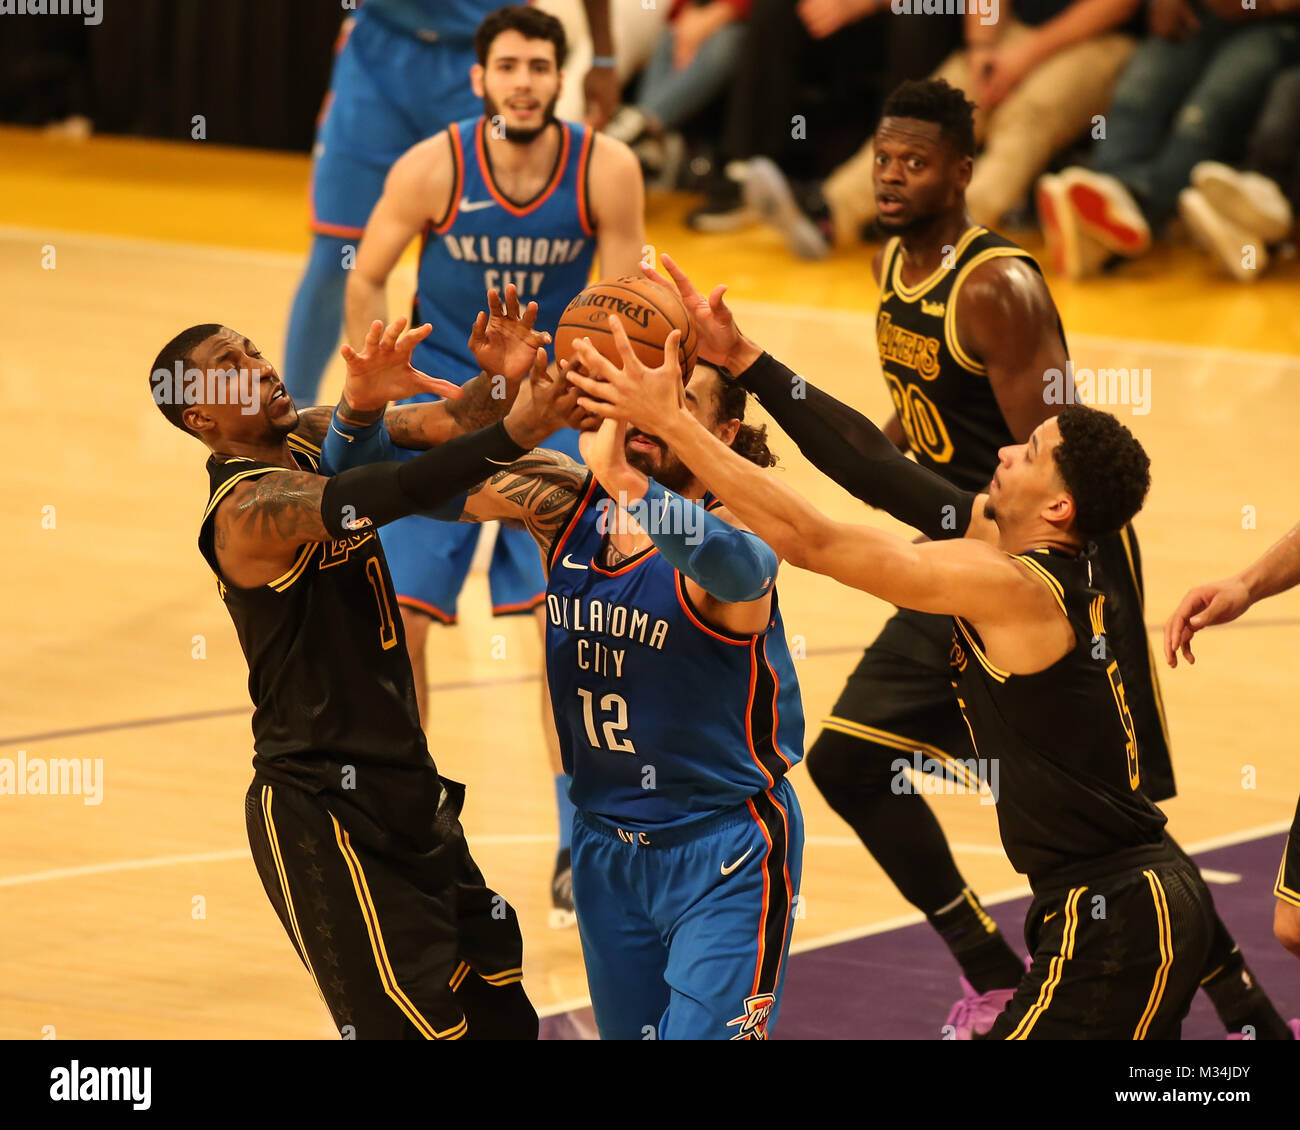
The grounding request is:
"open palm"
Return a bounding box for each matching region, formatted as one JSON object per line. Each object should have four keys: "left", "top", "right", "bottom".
{"left": 642, "top": 253, "right": 741, "bottom": 365}
{"left": 468, "top": 284, "right": 551, "bottom": 387}
{"left": 340, "top": 317, "right": 463, "bottom": 412}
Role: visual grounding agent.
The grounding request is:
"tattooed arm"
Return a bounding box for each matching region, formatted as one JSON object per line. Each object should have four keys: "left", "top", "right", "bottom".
{"left": 292, "top": 407, "right": 333, "bottom": 448}
{"left": 456, "top": 449, "right": 592, "bottom": 568}
{"left": 213, "top": 473, "right": 332, "bottom": 588}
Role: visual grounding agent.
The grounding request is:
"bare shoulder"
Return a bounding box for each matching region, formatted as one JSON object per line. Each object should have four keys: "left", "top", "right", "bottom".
{"left": 291, "top": 406, "right": 332, "bottom": 448}
{"left": 958, "top": 255, "right": 1055, "bottom": 319}
{"left": 871, "top": 244, "right": 886, "bottom": 285}
{"left": 385, "top": 129, "right": 456, "bottom": 207}
{"left": 587, "top": 131, "right": 642, "bottom": 189}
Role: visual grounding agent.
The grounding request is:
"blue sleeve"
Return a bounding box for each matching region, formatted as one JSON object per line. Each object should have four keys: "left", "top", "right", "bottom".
{"left": 321, "top": 410, "right": 465, "bottom": 522}
{"left": 639, "top": 479, "right": 778, "bottom": 604}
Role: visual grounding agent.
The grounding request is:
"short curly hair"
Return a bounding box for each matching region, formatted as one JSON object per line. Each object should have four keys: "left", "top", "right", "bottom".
{"left": 1052, "top": 405, "right": 1151, "bottom": 541}
{"left": 879, "top": 78, "right": 977, "bottom": 158}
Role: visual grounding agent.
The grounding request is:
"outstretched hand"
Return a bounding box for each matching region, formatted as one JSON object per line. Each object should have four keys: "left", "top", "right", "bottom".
{"left": 340, "top": 317, "right": 464, "bottom": 413}
{"left": 641, "top": 253, "right": 744, "bottom": 366}
{"left": 1163, "top": 578, "right": 1252, "bottom": 667}
{"left": 564, "top": 315, "right": 687, "bottom": 438}
{"left": 468, "top": 284, "right": 552, "bottom": 387}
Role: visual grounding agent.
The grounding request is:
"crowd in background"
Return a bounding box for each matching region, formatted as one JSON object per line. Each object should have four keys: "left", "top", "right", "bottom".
{"left": 575, "top": 0, "right": 1300, "bottom": 285}
{"left": 5, "top": 0, "right": 1298, "bottom": 284}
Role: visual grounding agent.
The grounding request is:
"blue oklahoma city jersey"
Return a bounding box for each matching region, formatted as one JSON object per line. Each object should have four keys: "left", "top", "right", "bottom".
{"left": 544, "top": 476, "right": 805, "bottom": 827}
{"left": 412, "top": 115, "right": 597, "bottom": 385}
{"left": 363, "top": 0, "right": 512, "bottom": 40}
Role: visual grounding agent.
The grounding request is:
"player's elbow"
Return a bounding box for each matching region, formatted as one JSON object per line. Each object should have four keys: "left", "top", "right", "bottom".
{"left": 1274, "top": 899, "right": 1300, "bottom": 958}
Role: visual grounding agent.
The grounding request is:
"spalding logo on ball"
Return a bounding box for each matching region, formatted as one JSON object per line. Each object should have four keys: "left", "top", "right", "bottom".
{"left": 554, "top": 276, "right": 699, "bottom": 377}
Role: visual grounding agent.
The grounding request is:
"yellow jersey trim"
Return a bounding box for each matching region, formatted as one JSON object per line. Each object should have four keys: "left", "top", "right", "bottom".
{"left": 944, "top": 247, "right": 1035, "bottom": 374}
{"left": 954, "top": 617, "right": 1010, "bottom": 683}
{"left": 1007, "top": 885, "right": 1085, "bottom": 1039}
{"left": 1133, "top": 870, "right": 1173, "bottom": 1039}
{"left": 891, "top": 226, "right": 985, "bottom": 302}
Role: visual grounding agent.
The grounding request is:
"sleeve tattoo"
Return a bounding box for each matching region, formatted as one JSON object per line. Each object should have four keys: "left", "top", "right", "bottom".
{"left": 223, "top": 471, "right": 330, "bottom": 550}
{"left": 464, "top": 450, "right": 589, "bottom": 558}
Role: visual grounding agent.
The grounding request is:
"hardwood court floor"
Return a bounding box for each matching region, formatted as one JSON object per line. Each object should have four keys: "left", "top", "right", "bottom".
{"left": 2, "top": 126, "right": 1298, "bottom": 1038}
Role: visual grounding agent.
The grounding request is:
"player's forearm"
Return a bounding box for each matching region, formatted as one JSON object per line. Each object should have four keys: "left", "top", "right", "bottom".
{"left": 655, "top": 407, "right": 830, "bottom": 566}
{"left": 345, "top": 274, "right": 388, "bottom": 348}
{"left": 733, "top": 351, "right": 975, "bottom": 540}
{"left": 1238, "top": 522, "right": 1300, "bottom": 604}
{"left": 319, "top": 421, "right": 529, "bottom": 537}
{"left": 582, "top": 0, "right": 614, "bottom": 56}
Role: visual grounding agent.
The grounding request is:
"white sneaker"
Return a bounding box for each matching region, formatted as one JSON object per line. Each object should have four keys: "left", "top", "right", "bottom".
{"left": 604, "top": 105, "right": 648, "bottom": 146}
{"left": 1191, "top": 161, "right": 1293, "bottom": 245}
{"left": 742, "top": 157, "right": 831, "bottom": 260}
{"left": 1178, "top": 187, "right": 1268, "bottom": 282}
{"left": 1036, "top": 173, "right": 1112, "bottom": 279}
{"left": 1059, "top": 168, "right": 1152, "bottom": 258}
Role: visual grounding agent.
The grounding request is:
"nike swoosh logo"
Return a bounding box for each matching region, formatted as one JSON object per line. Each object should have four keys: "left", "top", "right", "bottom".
{"left": 721, "top": 847, "right": 754, "bottom": 876}
{"left": 459, "top": 197, "right": 496, "bottom": 213}
{"left": 1043, "top": 911, "right": 1059, "bottom": 923}
{"left": 561, "top": 553, "right": 588, "bottom": 571}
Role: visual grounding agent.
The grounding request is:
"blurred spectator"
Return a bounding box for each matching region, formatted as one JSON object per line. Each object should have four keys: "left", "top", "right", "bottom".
{"left": 687, "top": 0, "right": 893, "bottom": 231}
{"left": 1179, "top": 64, "right": 1299, "bottom": 281}
{"left": 1037, "top": 2, "right": 1300, "bottom": 278}
{"left": 603, "top": 1, "right": 752, "bottom": 190}
{"left": 541, "top": 0, "right": 669, "bottom": 120}
{"left": 745, "top": 0, "right": 1141, "bottom": 258}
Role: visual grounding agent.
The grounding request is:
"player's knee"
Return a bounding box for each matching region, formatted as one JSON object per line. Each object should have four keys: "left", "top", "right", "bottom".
{"left": 1274, "top": 899, "right": 1300, "bottom": 957}
{"left": 400, "top": 605, "right": 432, "bottom": 657}
{"left": 806, "top": 729, "right": 888, "bottom": 804}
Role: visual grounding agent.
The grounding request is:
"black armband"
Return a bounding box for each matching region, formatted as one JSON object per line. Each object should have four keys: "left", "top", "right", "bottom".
{"left": 319, "top": 419, "right": 526, "bottom": 538}
{"left": 738, "top": 351, "right": 976, "bottom": 541}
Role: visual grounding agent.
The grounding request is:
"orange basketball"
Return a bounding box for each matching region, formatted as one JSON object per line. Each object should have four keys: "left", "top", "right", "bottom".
{"left": 554, "top": 275, "right": 698, "bottom": 378}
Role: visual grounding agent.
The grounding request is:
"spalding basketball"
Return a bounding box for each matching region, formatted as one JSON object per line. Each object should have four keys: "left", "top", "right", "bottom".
{"left": 554, "top": 275, "right": 698, "bottom": 377}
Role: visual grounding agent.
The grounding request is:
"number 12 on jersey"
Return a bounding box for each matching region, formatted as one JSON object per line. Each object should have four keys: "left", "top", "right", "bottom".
{"left": 577, "top": 688, "right": 636, "bottom": 753}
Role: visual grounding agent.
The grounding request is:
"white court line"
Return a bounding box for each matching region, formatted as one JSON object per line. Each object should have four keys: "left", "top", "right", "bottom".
{"left": 538, "top": 817, "right": 1294, "bottom": 1019}
{"left": 1, "top": 822, "right": 1289, "bottom": 891}
{"left": 1, "top": 224, "right": 1296, "bottom": 369}
{"left": 1199, "top": 869, "right": 1242, "bottom": 884}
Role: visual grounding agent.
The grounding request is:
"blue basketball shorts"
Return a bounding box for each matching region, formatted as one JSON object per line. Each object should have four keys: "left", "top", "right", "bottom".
{"left": 381, "top": 345, "right": 584, "bottom": 622}
{"left": 311, "top": 10, "right": 483, "bottom": 237}
{"left": 570, "top": 777, "right": 804, "bottom": 1040}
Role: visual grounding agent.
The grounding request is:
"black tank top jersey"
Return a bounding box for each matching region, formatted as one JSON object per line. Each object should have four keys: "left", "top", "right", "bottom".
{"left": 876, "top": 227, "right": 1068, "bottom": 492}
{"left": 197, "top": 435, "right": 432, "bottom": 789}
{"left": 948, "top": 547, "right": 1167, "bottom": 883}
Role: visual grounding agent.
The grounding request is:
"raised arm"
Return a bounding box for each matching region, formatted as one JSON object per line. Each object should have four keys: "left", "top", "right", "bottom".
{"left": 1164, "top": 520, "right": 1300, "bottom": 667}
{"left": 642, "top": 253, "right": 989, "bottom": 542}
{"left": 566, "top": 319, "right": 1021, "bottom": 627}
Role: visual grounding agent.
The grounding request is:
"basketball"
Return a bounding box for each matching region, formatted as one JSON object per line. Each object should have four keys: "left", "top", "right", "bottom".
{"left": 553, "top": 275, "right": 699, "bottom": 377}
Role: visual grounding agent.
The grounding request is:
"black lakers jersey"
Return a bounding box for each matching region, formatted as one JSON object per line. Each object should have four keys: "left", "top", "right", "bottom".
{"left": 948, "top": 547, "right": 1167, "bottom": 882}
{"left": 876, "top": 227, "right": 1067, "bottom": 492}
{"left": 197, "top": 433, "right": 432, "bottom": 790}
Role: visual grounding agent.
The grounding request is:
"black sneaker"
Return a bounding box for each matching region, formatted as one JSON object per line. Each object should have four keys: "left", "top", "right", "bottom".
{"left": 549, "top": 847, "right": 576, "bottom": 929}
{"left": 743, "top": 157, "right": 832, "bottom": 259}
{"left": 685, "top": 172, "right": 754, "bottom": 233}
